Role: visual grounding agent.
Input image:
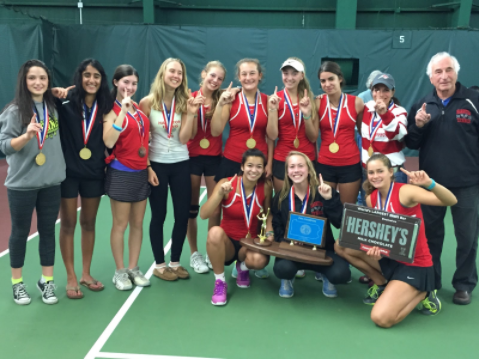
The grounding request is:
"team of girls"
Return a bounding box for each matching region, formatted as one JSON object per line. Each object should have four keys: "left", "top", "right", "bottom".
{"left": 335, "top": 154, "right": 457, "bottom": 327}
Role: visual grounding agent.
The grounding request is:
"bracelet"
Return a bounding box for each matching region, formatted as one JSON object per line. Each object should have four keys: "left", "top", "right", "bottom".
{"left": 426, "top": 179, "right": 436, "bottom": 191}
{"left": 303, "top": 113, "right": 312, "bottom": 120}
{"left": 269, "top": 108, "right": 277, "bottom": 112}
{"left": 147, "top": 165, "right": 152, "bottom": 168}
{"left": 112, "top": 123, "right": 122, "bottom": 132}
{"left": 266, "top": 231, "right": 274, "bottom": 237}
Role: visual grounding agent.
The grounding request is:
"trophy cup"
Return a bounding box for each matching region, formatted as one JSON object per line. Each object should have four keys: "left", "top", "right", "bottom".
{"left": 254, "top": 208, "right": 272, "bottom": 247}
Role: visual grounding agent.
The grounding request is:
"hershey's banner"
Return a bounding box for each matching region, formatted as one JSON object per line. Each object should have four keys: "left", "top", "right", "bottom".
{"left": 339, "top": 203, "right": 421, "bottom": 263}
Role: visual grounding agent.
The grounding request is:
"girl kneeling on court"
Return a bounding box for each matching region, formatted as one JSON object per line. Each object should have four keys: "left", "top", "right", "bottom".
{"left": 335, "top": 154, "right": 457, "bottom": 327}
{"left": 0, "top": 60, "right": 66, "bottom": 305}
{"left": 104, "top": 65, "right": 151, "bottom": 291}
{"left": 200, "top": 149, "right": 273, "bottom": 306}
{"left": 271, "top": 152, "right": 351, "bottom": 298}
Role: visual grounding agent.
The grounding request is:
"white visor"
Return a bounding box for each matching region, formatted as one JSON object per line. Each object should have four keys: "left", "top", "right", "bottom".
{"left": 280, "top": 59, "right": 304, "bottom": 72}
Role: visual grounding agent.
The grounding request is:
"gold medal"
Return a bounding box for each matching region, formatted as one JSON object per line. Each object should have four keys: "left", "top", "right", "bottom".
{"left": 138, "top": 146, "right": 146, "bottom": 158}
{"left": 246, "top": 232, "right": 251, "bottom": 238}
{"left": 246, "top": 138, "right": 256, "bottom": 149}
{"left": 368, "top": 146, "right": 374, "bottom": 157}
{"left": 36, "top": 152, "right": 46, "bottom": 166}
{"left": 293, "top": 137, "right": 300, "bottom": 149}
{"left": 200, "top": 138, "right": 210, "bottom": 149}
{"left": 329, "top": 142, "right": 339, "bottom": 153}
{"left": 80, "top": 147, "right": 92, "bottom": 160}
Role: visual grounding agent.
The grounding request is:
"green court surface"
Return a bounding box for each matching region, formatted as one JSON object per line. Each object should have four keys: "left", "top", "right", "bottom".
{"left": 0, "top": 191, "right": 478, "bottom": 359}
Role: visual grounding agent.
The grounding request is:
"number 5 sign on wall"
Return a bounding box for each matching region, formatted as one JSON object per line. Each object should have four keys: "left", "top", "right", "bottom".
{"left": 392, "top": 31, "right": 412, "bottom": 48}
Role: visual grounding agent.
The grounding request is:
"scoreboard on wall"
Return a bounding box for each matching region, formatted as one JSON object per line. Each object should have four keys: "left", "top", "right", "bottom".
{"left": 339, "top": 203, "right": 420, "bottom": 263}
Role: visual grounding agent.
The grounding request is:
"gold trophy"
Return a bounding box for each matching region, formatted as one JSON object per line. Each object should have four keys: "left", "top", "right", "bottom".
{"left": 254, "top": 208, "right": 271, "bottom": 247}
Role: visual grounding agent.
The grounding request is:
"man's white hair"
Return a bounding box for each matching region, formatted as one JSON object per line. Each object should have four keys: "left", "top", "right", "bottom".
{"left": 366, "top": 70, "right": 382, "bottom": 88}
{"left": 426, "top": 52, "right": 460, "bottom": 77}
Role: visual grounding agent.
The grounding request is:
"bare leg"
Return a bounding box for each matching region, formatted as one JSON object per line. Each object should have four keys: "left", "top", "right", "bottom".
{"left": 59, "top": 197, "right": 79, "bottom": 288}
{"left": 187, "top": 174, "right": 202, "bottom": 254}
{"left": 244, "top": 250, "right": 269, "bottom": 270}
{"left": 127, "top": 200, "right": 147, "bottom": 269}
{"left": 338, "top": 180, "right": 362, "bottom": 205}
{"left": 371, "top": 280, "right": 427, "bottom": 328}
{"left": 110, "top": 199, "right": 131, "bottom": 270}
{"left": 79, "top": 197, "right": 101, "bottom": 285}
{"left": 206, "top": 226, "right": 236, "bottom": 275}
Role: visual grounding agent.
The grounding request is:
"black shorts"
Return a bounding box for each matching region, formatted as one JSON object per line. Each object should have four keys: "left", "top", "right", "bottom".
{"left": 225, "top": 237, "right": 243, "bottom": 266}
{"left": 214, "top": 157, "right": 241, "bottom": 182}
{"left": 61, "top": 177, "right": 105, "bottom": 199}
{"left": 189, "top": 155, "right": 222, "bottom": 177}
{"left": 315, "top": 161, "right": 362, "bottom": 184}
{"left": 272, "top": 159, "right": 286, "bottom": 181}
{"left": 105, "top": 166, "right": 151, "bottom": 203}
{"left": 379, "top": 258, "right": 436, "bottom": 292}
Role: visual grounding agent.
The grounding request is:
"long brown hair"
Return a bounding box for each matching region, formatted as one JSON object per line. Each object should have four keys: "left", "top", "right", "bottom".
{"left": 200, "top": 61, "right": 226, "bottom": 117}
{"left": 278, "top": 151, "right": 318, "bottom": 210}
{"left": 363, "top": 154, "right": 395, "bottom": 196}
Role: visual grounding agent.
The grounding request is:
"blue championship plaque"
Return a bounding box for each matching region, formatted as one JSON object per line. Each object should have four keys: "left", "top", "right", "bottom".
{"left": 285, "top": 212, "right": 327, "bottom": 247}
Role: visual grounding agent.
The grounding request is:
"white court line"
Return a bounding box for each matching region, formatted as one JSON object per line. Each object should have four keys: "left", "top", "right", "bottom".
{"left": 85, "top": 189, "right": 208, "bottom": 360}
{"left": 0, "top": 206, "right": 81, "bottom": 259}
{"left": 98, "top": 352, "right": 215, "bottom": 360}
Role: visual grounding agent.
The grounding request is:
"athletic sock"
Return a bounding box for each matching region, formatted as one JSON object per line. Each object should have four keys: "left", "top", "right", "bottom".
{"left": 169, "top": 262, "right": 180, "bottom": 268}
{"left": 41, "top": 275, "right": 53, "bottom": 283}
{"left": 214, "top": 273, "right": 226, "bottom": 282}
{"left": 12, "top": 277, "right": 23, "bottom": 285}
{"left": 240, "top": 262, "right": 248, "bottom": 271}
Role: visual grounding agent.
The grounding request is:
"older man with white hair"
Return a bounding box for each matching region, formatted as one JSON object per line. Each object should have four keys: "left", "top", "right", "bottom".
{"left": 405, "top": 52, "right": 479, "bottom": 305}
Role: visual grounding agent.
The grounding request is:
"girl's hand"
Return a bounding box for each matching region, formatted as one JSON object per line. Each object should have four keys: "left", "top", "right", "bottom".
{"left": 51, "top": 85, "right": 75, "bottom": 99}
{"left": 317, "top": 173, "right": 332, "bottom": 200}
{"left": 219, "top": 82, "right": 235, "bottom": 106}
{"left": 400, "top": 168, "right": 431, "bottom": 188}
{"left": 374, "top": 99, "right": 387, "bottom": 115}
{"left": 299, "top": 89, "right": 312, "bottom": 118}
{"left": 366, "top": 246, "right": 382, "bottom": 261}
{"left": 219, "top": 174, "right": 237, "bottom": 196}
{"left": 268, "top": 86, "right": 282, "bottom": 110}
{"left": 265, "top": 162, "right": 272, "bottom": 180}
{"left": 187, "top": 89, "right": 205, "bottom": 116}
{"left": 148, "top": 167, "right": 159, "bottom": 186}
{"left": 26, "top": 114, "right": 43, "bottom": 140}
{"left": 121, "top": 88, "right": 132, "bottom": 113}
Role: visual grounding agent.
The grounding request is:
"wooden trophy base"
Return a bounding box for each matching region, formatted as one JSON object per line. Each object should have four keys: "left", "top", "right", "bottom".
{"left": 240, "top": 238, "right": 332, "bottom": 266}
{"left": 253, "top": 238, "right": 272, "bottom": 247}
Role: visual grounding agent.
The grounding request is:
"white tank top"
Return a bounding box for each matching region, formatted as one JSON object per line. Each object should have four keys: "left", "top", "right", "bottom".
{"left": 149, "top": 108, "right": 189, "bottom": 163}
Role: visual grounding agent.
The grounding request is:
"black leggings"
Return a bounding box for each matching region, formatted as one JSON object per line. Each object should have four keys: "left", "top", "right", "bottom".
{"left": 273, "top": 250, "right": 351, "bottom": 284}
{"left": 8, "top": 186, "right": 61, "bottom": 269}
{"left": 149, "top": 160, "right": 191, "bottom": 264}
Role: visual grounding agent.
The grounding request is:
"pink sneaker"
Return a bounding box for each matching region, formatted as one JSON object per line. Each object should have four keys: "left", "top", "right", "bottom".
{"left": 211, "top": 280, "right": 227, "bottom": 306}
{"left": 236, "top": 262, "right": 250, "bottom": 288}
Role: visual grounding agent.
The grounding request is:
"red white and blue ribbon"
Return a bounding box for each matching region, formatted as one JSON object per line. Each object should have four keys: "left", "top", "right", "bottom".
{"left": 162, "top": 97, "right": 176, "bottom": 139}
{"left": 199, "top": 90, "right": 208, "bottom": 135}
{"left": 369, "top": 100, "right": 395, "bottom": 141}
{"left": 82, "top": 100, "right": 98, "bottom": 146}
{"left": 242, "top": 90, "right": 259, "bottom": 136}
{"left": 376, "top": 182, "right": 394, "bottom": 211}
{"left": 284, "top": 89, "right": 302, "bottom": 133}
{"left": 241, "top": 177, "right": 257, "bottom": 233}
{"left": 327, "top": 93, "right": 344, "bottom": 139}
{"left": 289, "top": 185, "right": 309, "bottom": 214}
{"left": 33, "top": 102, "right": 49, "bottom": 151}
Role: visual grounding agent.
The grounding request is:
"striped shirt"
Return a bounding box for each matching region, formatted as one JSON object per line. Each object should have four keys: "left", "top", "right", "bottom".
{"left": 361, "top": 100, "right": 407, "bottom": 167}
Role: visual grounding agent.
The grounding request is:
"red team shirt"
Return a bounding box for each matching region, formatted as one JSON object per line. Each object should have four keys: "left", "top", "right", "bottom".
{"left": 222, "top": 91, "right": 269, "bottom": 163}
{"left": 318, "top": 94, "right": 359, "bottom": 166}
{"left": 220, "top": 176, "right": 266, "bottom": 241}
{"left": 106, "top": 101, "right": 150, "bottom": 170}
{"left": 370, "top": 183, "right": 433, "bottom": 267}
{"left": 187, "top": 90, "right": 223, "bottom": 157}
{"left": 274, "top": 90, "right": 316, "bottom": 162}
{"left": 360, "top": 101, "right": 408, "bottom": 167}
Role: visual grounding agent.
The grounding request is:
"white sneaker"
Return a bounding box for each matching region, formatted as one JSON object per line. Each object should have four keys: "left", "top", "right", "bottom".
{"left": 205, "top": 254, "right": 213, "bottom": 270}
{"left": 112, "top": 269, "right": 133, "bottom": 291}
{"left": 190, "top": 252, "right": 209, "bottom": 274}
{"left": 296, "top": 270, "right": 306, "bottom": 278}
{"left": 13, "top": 283, "right": 31, "bottom": 305}
{"left": 37, "top": 280, "right": 58, "bottom": 305}
{"left": 128, "top": 266, "right": 150, "bottom": 287}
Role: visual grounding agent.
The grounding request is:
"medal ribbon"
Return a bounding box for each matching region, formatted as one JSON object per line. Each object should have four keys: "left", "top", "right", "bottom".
{"left": 327, "top": 93, "right": 344, "bottom": 140}
{"left": 369, "top": 100, "right": 395, "bottom": 143}
{"left": 199, "top": 90, "right": 208, "bottom": 136}
{"left": 242, "top": 90, "right": 259, "bottom": 137}
{"left": 241, "top": 178, "right": 257, "bottom": 234}
{"left": 284, "top": 89, "right": 302, "bottom": 136}
{"left": 115, "top": 100, "right": 145, "bottom": 144}
{"left": 289, "top": 186, "right": 309, "bottom": 214}
{"left": 33, "top": 102, "right": 49, "bottom": 151}
{"left": 82, "top": 100, "right": 98, "bottom": 147}
{"left": 162, "top": 97, "right": 176, "bottom": 139}
{"left": 376, "top": 182, "right": 394, "bottom": 211}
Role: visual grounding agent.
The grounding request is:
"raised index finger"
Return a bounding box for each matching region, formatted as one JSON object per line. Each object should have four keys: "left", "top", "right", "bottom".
{"left": 421, "top": 103, "right": 427, "bottom": 112}
{"left": 229, "top": 173, "right": 237, "bottom": 183}
{"left": 66, "top": 85, "right": 76, "bottom": 91}
{"left": 273, "top": 86, "right": 278, "bottom": 95}
{"left": 304, "top": 89, "right": 308, "bottom": 98}
{"left": 318, "top": 173, "right": 324, "bottom": 185}
{"left": 226, "top": 82, "right": 232, "bottom": 91}
{"left": 31, "top": 113, "right": 37, "bottom": 123}
{"left": 399, "top": 167, "right": 410, "bottom": 176}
